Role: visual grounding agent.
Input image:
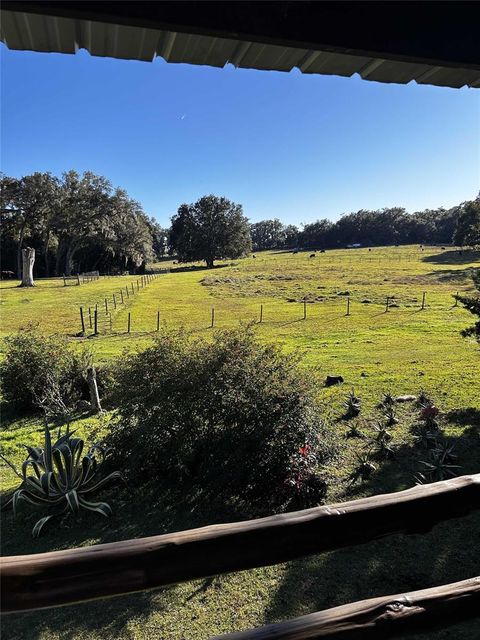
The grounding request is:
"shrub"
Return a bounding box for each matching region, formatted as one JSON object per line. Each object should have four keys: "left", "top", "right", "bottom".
{"left": 0, "top": 325, "right": 88, "bottom": 411}
{"left": 108, "top": 327, "right": 336, "bottom": 513}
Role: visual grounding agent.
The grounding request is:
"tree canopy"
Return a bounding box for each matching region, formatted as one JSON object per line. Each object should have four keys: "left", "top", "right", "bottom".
{"left": 453, "top": 200, "right": 480, "bottom": 248}
{"left": 1, "top": 171, "right": 161, "bottom": 277}
{"left": 169, "top": 195, "right": 251, "bottom": 267}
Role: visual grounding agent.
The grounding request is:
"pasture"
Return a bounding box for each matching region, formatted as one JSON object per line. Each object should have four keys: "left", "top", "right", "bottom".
{"left": 1, "top": 244, "right": 479, "bottom": 640}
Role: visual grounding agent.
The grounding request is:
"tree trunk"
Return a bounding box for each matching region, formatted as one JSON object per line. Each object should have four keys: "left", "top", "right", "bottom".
{"left": 16, "top": 223, "right": 26, "bottom": 279}
{"left": 86, "top": 367, "right": 102, "bottom": 413}
{"left": 206, "top": 257, "right": 214, "bottom": 268}
{"left": 20, "top": 247, "right": 35, "bottom": 287}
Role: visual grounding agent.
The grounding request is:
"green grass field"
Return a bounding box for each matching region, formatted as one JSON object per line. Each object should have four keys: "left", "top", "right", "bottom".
{"left": 1, "top": 245, "right": 479, "bottom": 640}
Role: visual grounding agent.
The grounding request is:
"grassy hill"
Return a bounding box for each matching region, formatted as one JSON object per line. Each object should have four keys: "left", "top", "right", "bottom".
{"left": 1, "top": 245, "right": 479, "bottom": 640}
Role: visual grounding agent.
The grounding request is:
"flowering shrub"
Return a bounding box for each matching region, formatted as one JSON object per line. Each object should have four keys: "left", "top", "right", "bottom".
{"left": 108, "top": 327, "right": 337, "bottom": 514}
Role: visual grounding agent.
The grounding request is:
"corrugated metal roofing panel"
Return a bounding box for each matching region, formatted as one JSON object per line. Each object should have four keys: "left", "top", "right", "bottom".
{"left": 1, "top": 10, "right": 479, "bottom": 89}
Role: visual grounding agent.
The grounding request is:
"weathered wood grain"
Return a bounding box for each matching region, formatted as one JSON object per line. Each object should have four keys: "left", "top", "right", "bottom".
{"left": 1, "top": 474, "right": 479, "bottom": 613}
{"left": 214, "top": 576, "right": 480, "bottom": 639}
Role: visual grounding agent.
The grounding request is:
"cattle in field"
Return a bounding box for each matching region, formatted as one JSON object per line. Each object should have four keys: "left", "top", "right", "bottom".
{"left": 310, "top": 253, "right": 316, "bottom": 258}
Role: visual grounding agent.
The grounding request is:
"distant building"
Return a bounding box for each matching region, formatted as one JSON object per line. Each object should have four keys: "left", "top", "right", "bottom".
{"left": 346, "top": 243, "right": 362, "bottom": 248}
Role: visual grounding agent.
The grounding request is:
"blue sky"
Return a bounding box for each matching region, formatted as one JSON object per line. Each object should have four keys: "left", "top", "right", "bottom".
{"left": 1, "top": 43, "right": 479, "bottom": 227}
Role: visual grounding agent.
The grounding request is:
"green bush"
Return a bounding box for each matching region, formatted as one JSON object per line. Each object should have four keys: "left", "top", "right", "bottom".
{"left": 0, "top": 325, "right": 85, "bottom": 411}
{"left": 108, "top": 327, "right": 336, "bottom": 514}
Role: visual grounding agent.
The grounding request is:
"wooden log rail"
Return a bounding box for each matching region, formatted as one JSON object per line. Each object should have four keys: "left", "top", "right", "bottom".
{"left": 215, "top": 576, "right": 480, "bottom": 639}
{"left": 1, "top": 474, "right": 479, "bottom": 613}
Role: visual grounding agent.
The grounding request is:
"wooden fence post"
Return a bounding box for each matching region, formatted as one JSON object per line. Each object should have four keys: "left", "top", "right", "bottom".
{"left": 303, "top": 297, "right": 307, "bottom": 320}
{"left": 259, "top": 304, "right": 263, "bottom": 323}
{"left": 63, "top": 275, "right": 66, "bottom": 287}
{"left": 211, "top": 308, "right": 215, "bottom": 328}
{"left": 127, "top": 312, "right": 131, "bottom": 334}
{"left": 137, "top": 280, "right": 140, "bottom": 292}
{"left": 126, "top": 285, "right": 129, "bottom": 298}
{"left": 131, "top": 282, "right": 134, "bottom": 295}
{"left": 454, "top": 292, "right": 459, "bottom": 307}
{"left": 385, "top": 296, "right": 389, "bottom": 313}
{"left": 94, "top": 308, "right": 98, "bottom": 335}
{"left": 109, "top": 315, "right": 112, "bottom": 332}
{"left": 113, "top": 294, "right": 117, "bottom": 309}
{"left": 120, "top": 290, "right": 124, "bottom": 304}
{"left": 105, "top": 298, "right": 108, "bottom": 314}
{"left": 421, "top": 292, "right": 426, "bottom": 310}
{"left": 79, "top": 307, "right": 85, "bottom": 333}
{"left": 346, "top": 296, "right": 350, "bottom": 316}
{"left": 77, "top": 273, "right": 81, "bottom": 286}
{"left": 157, "top": 310, "right": 160, "bottom": 331}
{"left": 88, "top": 307, "right": 92, "bottom": 329}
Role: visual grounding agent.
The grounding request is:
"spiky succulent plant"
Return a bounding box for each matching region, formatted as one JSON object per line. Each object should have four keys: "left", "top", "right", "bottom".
{"left": 370, "top": 423, "right": 394, "bottom": 459}
{"left": 415, "top": 439, "right": 461, "bottom": 484}
{"left": 348, "top": 452, "right": 376, "bottom": 484}
{"left": 5, "top": 427, "right": 122, "bottom": 537}
{"left": 344, "top": 389, "right": 361, "bottom": 418}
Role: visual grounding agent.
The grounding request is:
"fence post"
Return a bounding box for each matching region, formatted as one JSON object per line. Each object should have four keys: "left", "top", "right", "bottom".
{"left": 109, "top": 315, "right": 112, "bottom": 332}
{"left": 128, "top": 312, "right": 131, "bottom": 334}
{"left": 131, "top": 282, "right": 134, "bottom": 295}
{"left": 211, "top": 308, "right": 215, "bottom": 328}
{"left": 77, "top": 273, "right": 81, "bottom": 286}
{"left": 421, "top": 292, "right": 426, "bottom": 310}
{"left": 79, "top": 307, "right": 85, "bottom": 333}
{"left": 346, "top": 296, "right": 351, "bottom": 316}
{"left": 157, "top": 310, "right": 160, "bottom": 331}
{"left": 105, "top": 298, "right": 108, "bottom": 314}
{"left": 137, "top": 280, "right": 140, "bottom": 292}
{"left": 94, "top": 308, "right": 98, "bottom": 335}
{"left": 113, "top": 294, "right": 117, "bottom": 309}
{"left": 454, "top": 292, "right": 459, "bottom": 307}
{"left": 259, "top": 304, "right": 263, "bottom": 323}
{"left": 63, "top": 275, "right": 67, "bottom": 287}
{"left": 88, "top": 307, "right": 92, "bottom": 329}
{"left": 120, "top": 290, "right": 124, "bottom": 304}
{"left": 385, "top": 296, "right": 389, "bottom": 313}
{"left": 126, "top": 285, "right": 129, "bottom": 298}
{"left": 303, "top": 297, "right": 307, "bottom": 320}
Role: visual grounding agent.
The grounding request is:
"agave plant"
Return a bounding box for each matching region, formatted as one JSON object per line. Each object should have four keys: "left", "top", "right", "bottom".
{"left": 382, "top": 404, "right": 398, "bottom": 427}
{"left": 344, "top": 389, "right": 361, "bottom": 418}
{"left": 345, "top": 423, "right": 364, "bottom": 439}
{"left": 370, "top": 423, "right": 394, "bottom": 459}
{"left": 413, "top": 423, "right": 439, "bottom": 450}
{"left": 5, "top": 426, "right": 122, "bottom": 537}
{"left": 381, "top": 392, "right": 395, "bottom": 408}
{"left": 348, "top": 452, "right": 376, "bottom": 484}
{"left": 415, "top": 441, "right": 461, "bottom": 484}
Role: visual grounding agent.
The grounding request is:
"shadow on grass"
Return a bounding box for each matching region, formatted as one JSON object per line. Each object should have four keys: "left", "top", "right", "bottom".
{"left": 169, "top": 263, "right": 233, "bottom": 274}
{"left": 422, "top": 250, "right": 480, "bottom": 265}
{"left": 424, "top": 267, "right": 479, "bottom": 284}
{"left": 264, "top": 426, "right": 480, "bottom": 639}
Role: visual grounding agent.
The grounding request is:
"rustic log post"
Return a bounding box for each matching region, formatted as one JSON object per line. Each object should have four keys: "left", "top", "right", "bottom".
{"left": 63, "top": 274, "right": 67, "bottom": 286}
{"left": 88, "top": 307, "right": 92, "bottom": 329}
{"left": 1, "top": 474, "right": 478, "bottom": 613}
{"left": 303, "top": 297, "right": 307, "bottom": 320}
{"left": 126, "top": 285, "right": 129, "bottom": 298}
{"left": 120, "top": 290, "right": 124, "bottom": 304}
{"left": 94, "top": 308, "right": 98, "bottom": 335}
{"left": 113, "top": 294, "right": 117, "bottom": 309}
{"left": 127, "top": 312, "right": 131, "bottom": 333}
{"left": 211, "top": 308, "right": 215, "bottom": 327}
{"left": 157, "top": 310, "right": 160, "bottom": 331}
{"left": 385, "top": 296, "right": 390, "bottom": 312}
{"left": 346, "top": 295, "right": 351, "bottom": 316}
{"left": 259, "top": 304, "right": 263, "bottom": 323}
{"left": 421, "top": 292, "right": 426, "bottom": 310}
{"left": 131, "top": 282, "right": 134, "bottom": 294}
{"left": 20, "top": 247, "right": 35, "bottom": 287}
{"left": 137, "top": 279, "right": 140, "bottom": 291}
{"left": 105, "top": 298, "right": 108, "bottom": 314}
{"left": 77, "top": 273, "right": 81, "bottom": 286}
{"left": 216, "top": 577, "right": 480, "bottom": 640}
{"left": 86, "top": 367, "right": 102, "bottom": 413}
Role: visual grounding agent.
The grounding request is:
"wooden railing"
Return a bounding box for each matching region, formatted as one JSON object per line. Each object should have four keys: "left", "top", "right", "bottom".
{"left": 1, "top": 474, "right": 479, "bottom": 637}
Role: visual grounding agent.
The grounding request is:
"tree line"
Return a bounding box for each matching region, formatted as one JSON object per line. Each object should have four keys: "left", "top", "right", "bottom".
{"left": 1, "top": 171, "right": 168, "bottom": 277}
{"left": 250, "top": 200, "right": 480, "bottom": 251}
{"left": 2, "top": 170, "right": 479, "bottom": 277}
